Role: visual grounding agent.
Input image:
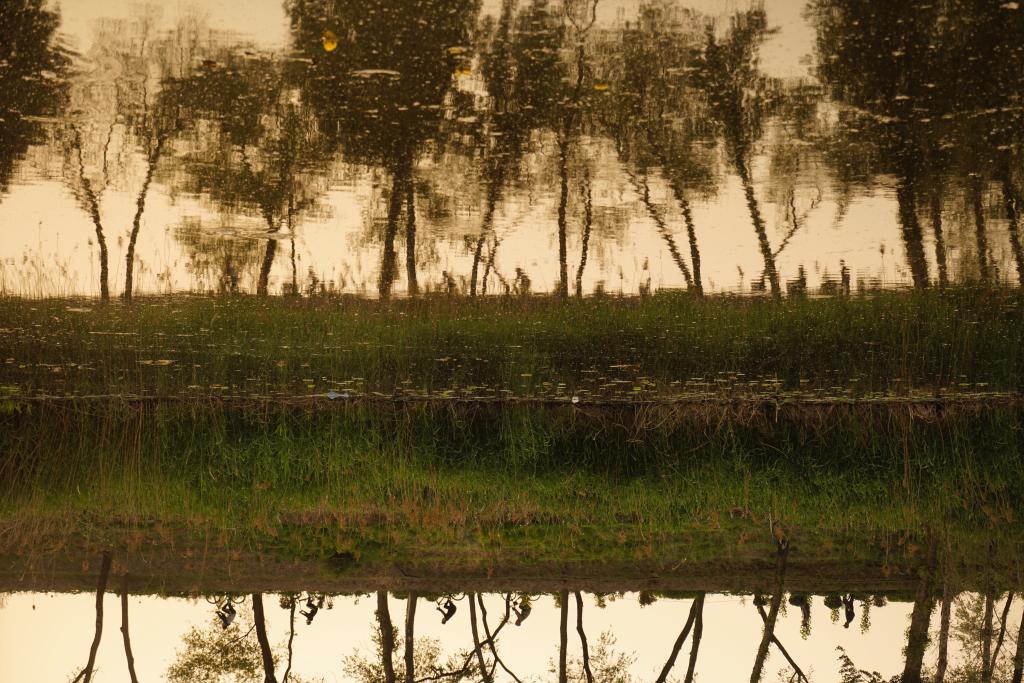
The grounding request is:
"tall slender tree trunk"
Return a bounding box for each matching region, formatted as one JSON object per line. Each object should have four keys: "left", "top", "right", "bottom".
{"left": 120, "top": 578, "right": 140, "bottom": 683}
{"left": 931, "top": 189, "right": 948, "bottom": 288}
{"left": 902, "top": 536, "right": 937, "bottom": 683}
{"left": 404, "top": 593, "right": 417, "bottom": 683}
{"left": 287, "top": 196, "right": 297, "bottom": 295}
{"left": 637, "top": 173, "right": 693, "bottom": 287}
{"left": 750, "top": 545, "right": 789, "bottom": 683}
{"left": 680, "top": 192, "right": 703, "bottom": 296}
{"left": 73, "top": 551, "right": 112, "bottom": 683}
{"left": 1003, "top": 177, "right": 1024, "bottom": 287}
{"left": 575, "top": 173, "right": 592, "bottom": 297}
{"left": 656, "top": 594, "right": 700, "bottom": 683}
{"left": 283, "top": 597, "right": 296, "bottom": 683}
{"left": 935, "top": 577, "right": 953, "bottom": 683}
{"left": 625, "top": 169, "right": 692, "bottom": 287}
{"left": 994, "top": 594, "right": 1015, "bottom": 673}
{"left": 405, "top": 175, "right": 418, "bottom": 296}
{"left": 376, "top": 591, "right": 397, "bottom": 683}
{"left": 476, "top": 594, "right": 522, "bottom": 682}
{"left": 575, "top": 592, "right": 594, "bottom": 683}
{"left": 754, "top": 603, "right": 808, "bottom": 682}
{"left": 896, "top": 180, "right": 930, "bottom": 289}
{"left": 559, "top": 590, "right": 569, "bottom": 683}
{"left": 469, "top": 593, "right": 491, "bottom": 682}
{"left": 683, "top": 593, "right": 705, "bottom": 683}
{"left": 736, "top": 154, "right": 779, "bottom": 298}
{"left": 556, "top": 136, "right": 570, "bottom": 298}
{"left": 982, "top": 591, "right": 995, "bottom": 683}
{"left": 123, "top": 136, "right": 165, "bottom": 302}
{"left": 379, "top": 167, "right": 406, "bottom": 300}
{"left": 471, "top": 177, "right": 502, "bottom": 297}
{"left": 252, "top": 593, "right": 278, "bottom": 683}
{"left": 555, "top": 33, "right": 592, "bottom": 299}
{"left": 71, "top": 126, "right": 109, "bottom": 302}
{"left": 644, "top": 131, "right": 704, "bottom": 296}
{"left": 378, "top": 167, "right": 405, "bottom": 299}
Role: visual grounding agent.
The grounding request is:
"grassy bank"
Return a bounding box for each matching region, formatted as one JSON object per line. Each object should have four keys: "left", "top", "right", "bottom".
{"left": 3, "top": 289, "right": 1022, "bottom": 585}
{"left": 1, "top": 287, "right": 1023, "bottom": 399}
{"left": 2, "top": 402, "right": 1022, "bottom": 581}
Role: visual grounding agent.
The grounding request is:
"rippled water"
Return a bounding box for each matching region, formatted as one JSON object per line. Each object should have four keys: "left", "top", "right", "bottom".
{"left": 4, "top": 3, "right": 1024, "bottom": 679}
{"left": 2, "top": 0, "right": 1023, "bottom": 299}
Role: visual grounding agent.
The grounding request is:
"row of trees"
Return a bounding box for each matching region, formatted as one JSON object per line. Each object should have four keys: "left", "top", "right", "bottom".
{"left": 66, "top": 546, "right": 1024, "bottom": 682}
{"left": 3, "top": 0, "right": 1024, "bottom": 298}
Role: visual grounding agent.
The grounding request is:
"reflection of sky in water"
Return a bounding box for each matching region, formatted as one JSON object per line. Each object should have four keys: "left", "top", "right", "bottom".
{"left": 2, "top": 130, "right": 1016, "bottom": 298}
{"left": 54, "top": 0, "right": 814, "bottom": 79}
{"left": 3, "top": 0, "right": 1019, "bottom": 298}
{"left": 1, "top": 591, "right": 974, "bottom": 681}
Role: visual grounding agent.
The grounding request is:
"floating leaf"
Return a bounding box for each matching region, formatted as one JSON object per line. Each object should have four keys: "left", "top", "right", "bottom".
{"left": 322, "top": 30, "right": 338, "bottom": 52}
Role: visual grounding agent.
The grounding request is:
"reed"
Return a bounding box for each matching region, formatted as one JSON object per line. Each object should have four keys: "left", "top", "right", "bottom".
{"left": 1, "top": 286, "right": 1022, "bottom": 399}
{"left": 1, "top": 402, "right": 1021, "bottom": 574}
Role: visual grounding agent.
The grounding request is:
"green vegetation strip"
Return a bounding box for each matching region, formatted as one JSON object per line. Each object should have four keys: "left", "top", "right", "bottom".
{"left": 1, "top": 287, "right": 1023, "bottom": 399}
{"left": 2, "top": 402, "right": 1022, "bottom": 576}
{"left": 3, "top": 392, "right": 1022, "bottom": 405}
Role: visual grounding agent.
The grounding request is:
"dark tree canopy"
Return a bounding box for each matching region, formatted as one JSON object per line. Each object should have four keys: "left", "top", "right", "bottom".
{"left": 0, "top": 0, "right": 70, "bottom": 194}
{"left": 286, "top": 0, "right": 481, "bottom": 171}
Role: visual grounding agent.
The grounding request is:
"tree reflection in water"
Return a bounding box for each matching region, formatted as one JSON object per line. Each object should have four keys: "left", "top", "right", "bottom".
{"left": 4, "top": 546, "right": 1011, "bottom": 683}
{"left": 2, "top": 0, "right": 1024, "bottom": 296}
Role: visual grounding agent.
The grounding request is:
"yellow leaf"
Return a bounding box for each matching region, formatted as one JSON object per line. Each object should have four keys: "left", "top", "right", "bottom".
{"left": 322, "top": 30, "right": 338, "bottom": 52}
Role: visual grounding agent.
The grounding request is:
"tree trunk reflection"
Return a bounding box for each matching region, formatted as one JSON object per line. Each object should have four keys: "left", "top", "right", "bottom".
{"left": 404, "top": 592, "right": 417, "bottom": 683}
{"left": 252, "top": 592, "right": 278, "bottom": 683}
{"left": 749, "top": 544, "right": 789, "bottom": 683}
{"left": 574, "top": 591, "right": 594, "bottom": 683}
{"left": 683, "top": 593, "right": 705, "bottom": 683}
{"left": 72, "top": 551, "right": 112, "bottom": 683}
{"left": 376, "top": 590, "right": 397, "bottom": 683}
{"left": 901, "top": 536, "right": 937, "bottom": 683}
{"left": 123, "top": 136, "right": 166, "bottom": 302}
{"left": 120, "top": 577, "right": 140, "bottom": 683}
{"left": 558, "top": 590, "right": 569, "bottom": 683}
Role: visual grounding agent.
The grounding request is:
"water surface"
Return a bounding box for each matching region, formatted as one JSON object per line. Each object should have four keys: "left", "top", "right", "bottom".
{"left": 3, "top": 0, "right": 1023, "bottom": 299}
{"left": 3, "top": 2, "right": 1024, "bottom": 680}
{"left": 1, "top": 586, "right": 1010, "bottom": 681}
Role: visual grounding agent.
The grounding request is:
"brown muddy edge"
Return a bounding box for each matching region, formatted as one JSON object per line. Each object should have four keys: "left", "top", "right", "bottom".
{"left": 0, "top": 545, "right": 1008, "bottom": 597}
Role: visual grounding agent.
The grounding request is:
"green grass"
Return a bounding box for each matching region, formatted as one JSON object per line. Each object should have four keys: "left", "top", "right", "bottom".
{"left": 3, "top": 288, "right": 1023, "bottom": 585}
{"left": 1, "top": 286, "right": 1023, "bottom": 399}
{"left": 2, "top": 401, "right": 1022, "bottom": 581}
